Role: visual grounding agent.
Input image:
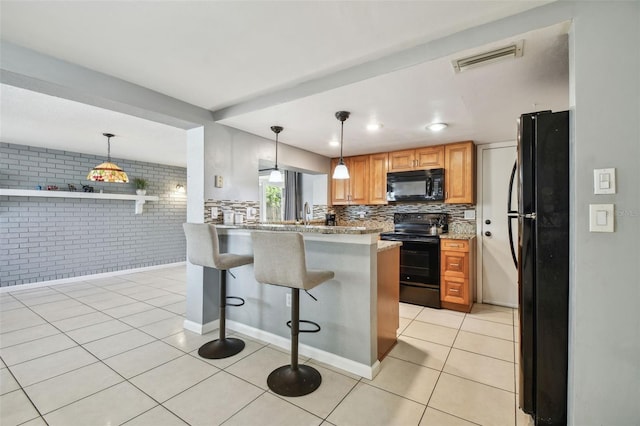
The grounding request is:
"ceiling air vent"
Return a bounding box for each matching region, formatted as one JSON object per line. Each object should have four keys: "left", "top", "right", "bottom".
{"left": 452, "top": 40, "right": 524, "bottom": 73}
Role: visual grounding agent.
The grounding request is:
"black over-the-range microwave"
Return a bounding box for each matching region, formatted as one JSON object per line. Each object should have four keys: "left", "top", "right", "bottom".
{"left": 386, "top": 168, "right": 444, "bottom": 202}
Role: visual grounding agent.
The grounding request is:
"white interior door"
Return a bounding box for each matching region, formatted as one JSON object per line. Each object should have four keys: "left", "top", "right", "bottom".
{"left": 480, "top": 144, "right": 518, "bottom": 307}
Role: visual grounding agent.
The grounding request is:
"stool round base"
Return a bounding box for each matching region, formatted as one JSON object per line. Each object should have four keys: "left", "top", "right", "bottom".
{"left": 198, "top": 338, "right": 245, "bottom": 359}
{"left": 267, "top": 364, "right": 322, "bottom": 397}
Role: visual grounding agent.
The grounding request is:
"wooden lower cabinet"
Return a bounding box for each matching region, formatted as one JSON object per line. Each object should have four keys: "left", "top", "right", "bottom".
{"left": 377, "top": 245, "right": 399, "bottom": 360}
{"left": 440, "top": 238, "right": 476, "bottom": 313}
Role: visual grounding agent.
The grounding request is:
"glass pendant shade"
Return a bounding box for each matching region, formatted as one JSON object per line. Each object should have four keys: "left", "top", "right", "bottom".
{"left": 332, "top": 111, "right": 351, "bottom": 180}
{"left": 332, "top": 161, "right": 350, "bottom": 179}
{"left": 87, "top": 133, "right": 129, "bottom": 183}
{"left": 269, "top": 168, "right": 283, "bottom": 183}
{"left": 86, "top": 161, "right": 129, "bottom": 183}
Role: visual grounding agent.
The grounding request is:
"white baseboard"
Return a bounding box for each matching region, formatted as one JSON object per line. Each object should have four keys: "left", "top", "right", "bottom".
{"left": 0, "top": 262, "right": 186, "bottom": 293}
{"left": 226, "top": 319, "right": 380, "bottom": 380}
{"left": 183, "top": 319, "right": 219, "bottom": 335}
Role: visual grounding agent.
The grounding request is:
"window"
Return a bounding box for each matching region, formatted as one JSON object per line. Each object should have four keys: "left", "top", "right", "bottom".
{"left": 259, "top": 175, "right": 284, "bottom": 222}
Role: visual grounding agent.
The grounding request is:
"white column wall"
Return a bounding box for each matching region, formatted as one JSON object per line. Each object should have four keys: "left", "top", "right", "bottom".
{"left": 567, "top": 2, "right": 640, "bottom": 424}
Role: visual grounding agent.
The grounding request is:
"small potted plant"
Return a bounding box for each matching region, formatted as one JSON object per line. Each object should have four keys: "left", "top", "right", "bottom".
{"left": 133, "top": 177, "right": 149, "bottom": 195}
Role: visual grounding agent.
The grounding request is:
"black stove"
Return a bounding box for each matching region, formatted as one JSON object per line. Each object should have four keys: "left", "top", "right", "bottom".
{"left": 380, "top": 213, "right": 448, "bottom": 308}
{"left": 379, "top": 213, "right": 448, "bottom": 241}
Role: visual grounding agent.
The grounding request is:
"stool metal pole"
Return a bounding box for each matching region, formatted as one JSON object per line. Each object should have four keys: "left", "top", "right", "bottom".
{"left": 197, "top": 269, "right": 245, "bottom": 359}
{"left": 291, "top": 289, "right": 299, "bottom": 370}
{"left": 219, "top": 270, "right": 227, "bottom": 340}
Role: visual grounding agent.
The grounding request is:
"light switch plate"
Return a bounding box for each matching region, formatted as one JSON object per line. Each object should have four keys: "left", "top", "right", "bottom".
{"left": 211, "top": 207, "right": 218, "bottom": 218}
{"left": 246, "top": 207, "right": 256, "bottom": 220}
{"left": 589, "top": 204, "right": 614, "bottom": 232}
{"left": 594, "top": 168, "right": 616, "bottom": 194}
{"left": 464, "top": 210, "right": 476, "bottom": 220}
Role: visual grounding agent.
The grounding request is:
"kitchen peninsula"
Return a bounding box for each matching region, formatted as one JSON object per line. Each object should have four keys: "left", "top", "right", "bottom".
{"left": 183, "top": 224, "right": 399, "bottom": 379}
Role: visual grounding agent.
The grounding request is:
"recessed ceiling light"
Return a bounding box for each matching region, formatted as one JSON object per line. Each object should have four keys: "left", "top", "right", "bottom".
{"left": 367, "top": 123, "right": 383, "bottom": 131}
{"left": 329, "top": 140, "right": 340, "bottom": 147}
{"left": 427, "top": 122, "right": 448, "bottom": 132}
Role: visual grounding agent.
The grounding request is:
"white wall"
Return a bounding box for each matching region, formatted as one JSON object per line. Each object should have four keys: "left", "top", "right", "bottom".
{"left": 567, "top": 2, "right": 640, "bottom": 424}
{"left": 302, "top": 173, "right": 330, "bottom": 208}
{"left": 203, "top": 122, "right": 330, "bottom": 202}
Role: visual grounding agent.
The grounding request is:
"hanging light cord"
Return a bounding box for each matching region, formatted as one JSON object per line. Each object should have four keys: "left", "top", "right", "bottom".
{"left": 106, "top": 135, "right": 112, "bottom": 162}
{"left": 274, "top": 132, "right": 278, "bottom": 169}
{"left": 339, "top": 120, "right": 344, "bottom": 162}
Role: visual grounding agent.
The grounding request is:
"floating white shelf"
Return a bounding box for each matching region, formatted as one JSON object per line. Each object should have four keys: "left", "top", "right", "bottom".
{"left": 0, "top": 189, "right": 160, "bottom": 214}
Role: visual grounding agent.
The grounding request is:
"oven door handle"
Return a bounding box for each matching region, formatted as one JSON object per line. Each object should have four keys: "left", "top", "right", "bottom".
{"left": 400, "top": 241, "right": 440, "bottom": 246}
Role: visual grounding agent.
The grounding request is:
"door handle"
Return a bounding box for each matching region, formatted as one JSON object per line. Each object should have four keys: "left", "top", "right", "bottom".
{"left": 484, "top": 231, "right": 492, "bottom": 237}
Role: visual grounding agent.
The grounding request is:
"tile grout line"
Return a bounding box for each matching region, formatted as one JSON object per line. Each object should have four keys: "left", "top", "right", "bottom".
{"left": 3, "top": 280, "right": 195, "bottom": 424}
{"left": 416, "top": 309, "right": 460, "bottom": 425}
{"left": 5, "top": 272, "right": 518, "bottom": 426}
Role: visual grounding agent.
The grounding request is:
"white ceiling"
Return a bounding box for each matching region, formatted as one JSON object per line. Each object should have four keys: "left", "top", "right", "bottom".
{"left": 0, "top": 1, "right": 567, "bottom": 167}
{"left": 0, "top": 85, "right": 187, "bottom": 166}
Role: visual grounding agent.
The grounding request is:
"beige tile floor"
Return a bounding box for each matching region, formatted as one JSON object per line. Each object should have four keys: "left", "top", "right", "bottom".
{"left": 0, "top": 265, "right": 534, "bottom": 426}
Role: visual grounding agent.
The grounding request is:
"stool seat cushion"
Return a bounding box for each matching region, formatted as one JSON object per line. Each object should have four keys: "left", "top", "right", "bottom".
{"left": 183, "top": 223, "right": 253, "bottom": 270}
{"left": 252, "top": 231, "right": 334, "bottom": 290}
{"left": 216, "top": 253, "right": 254, "bottom": 270}
{"left": 304, "top": 269, "right": 336, "bottom": 289}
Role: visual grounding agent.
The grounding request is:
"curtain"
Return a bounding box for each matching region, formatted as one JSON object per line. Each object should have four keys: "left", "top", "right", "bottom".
{"left": 284, "top": 170, "right": 302, "bottom": 221}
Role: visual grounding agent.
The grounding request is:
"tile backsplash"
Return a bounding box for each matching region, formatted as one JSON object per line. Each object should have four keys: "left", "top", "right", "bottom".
{"left": 331, "top": 203, "right": 477, "bottom": 234}
{"left": 205, "top": 199, "right": 260, "bottom": 223}
{"left": 204, "top": 200, "right": 476, "bottom": 234}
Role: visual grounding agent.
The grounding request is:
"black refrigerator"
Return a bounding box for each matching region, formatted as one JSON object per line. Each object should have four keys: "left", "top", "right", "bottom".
{"left": 508, "top": 110, "right": 569, "bottom": 425}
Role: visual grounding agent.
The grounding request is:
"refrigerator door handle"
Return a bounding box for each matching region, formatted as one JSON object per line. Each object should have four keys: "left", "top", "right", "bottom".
{"left": 507, "top": 160, "right": 518, "bottom": 269}
{"left": 507, "top": 161, "right": 517, "bottom": 215}
{"left": 508, "top": 217, "right": 518, "bottom": 269}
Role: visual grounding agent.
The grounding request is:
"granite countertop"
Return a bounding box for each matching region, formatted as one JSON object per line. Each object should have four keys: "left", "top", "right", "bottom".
{"left": 216, "top": 223, "right": 383, "bottom": 235}
{"left": 440, "top": 233, "right": 476, "bottom": 240}
{"left": 377, "top": 240, "right": 402, "bottom": 252}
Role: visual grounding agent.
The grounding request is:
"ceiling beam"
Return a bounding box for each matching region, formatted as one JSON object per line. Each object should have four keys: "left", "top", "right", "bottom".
{"left": 211, "top": 1, "right": 574, "bottom": 121}
{"left": 0, "top": 41, "right": 213, "bottom": 130}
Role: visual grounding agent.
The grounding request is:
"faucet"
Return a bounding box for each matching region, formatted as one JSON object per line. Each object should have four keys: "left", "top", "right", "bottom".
{"left": 303, "top": 202, "right": 311, "bottom": 225}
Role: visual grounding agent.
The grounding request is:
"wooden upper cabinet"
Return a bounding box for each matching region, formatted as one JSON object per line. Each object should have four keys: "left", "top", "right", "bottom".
{"left": 330, "top": 155, "right": 369, "bottom": 205}
{"left": 369, "top": 153, "right": 388, "bottom": 205}
{"left": 444, "top": 141, "right": 476, "bottom": 204}
{"left": 331, "top": 141, "right": 475, "bottom": 205}
{"left": 348, "top": 155, "right": 369, "bottom": 204}
{"left": 415, "top": 146, "right": 445, "bottom": 169}
{"left": 388, "top": 146, "right": 444, "bottom": 172}
{"left": 388, "top": 149, "right": 415, "bottom": 172}
{"left": 330, "top": 157, "right": 350, "bottom": 205}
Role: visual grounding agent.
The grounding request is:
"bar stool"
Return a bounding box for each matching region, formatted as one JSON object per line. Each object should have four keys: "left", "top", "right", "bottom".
{"left": 183, "top": 223, "right": 253, "bottom": 359}
{"left": 251, "top": 231, "right": 334, "bottom": 397}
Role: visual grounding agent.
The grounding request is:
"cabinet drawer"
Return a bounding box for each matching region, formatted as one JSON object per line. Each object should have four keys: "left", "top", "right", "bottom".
{"left": 441, "top": 276, "right": 468, "bottom": 305}
{"left": 441, "top": 251, "right": 468, "bottom": 277}
{"left": 441, "top": 239, "right": 469, "bottom": 252}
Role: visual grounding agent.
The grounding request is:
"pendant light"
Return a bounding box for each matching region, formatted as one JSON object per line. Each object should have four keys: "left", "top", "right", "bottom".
{"left": 333, "top": 111, "right": 351, "bottom": 180}
{"left": 269, "top": 126, "right": 284, "bottom": 183}
{"left": 86, "top": 133, "right": 129, "bottom": 183}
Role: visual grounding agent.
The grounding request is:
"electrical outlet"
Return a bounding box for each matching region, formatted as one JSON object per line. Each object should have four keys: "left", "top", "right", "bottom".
{"left": 359, "top": 211, "right": 366, "bottom": 219}
{"left": 286, "top": 293, "right": 291, "bottom": 307}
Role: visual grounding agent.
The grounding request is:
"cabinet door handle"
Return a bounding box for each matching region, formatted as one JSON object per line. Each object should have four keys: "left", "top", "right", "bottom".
{"left": 450, "top": 263, "right": 460, "bottom": 267}
{"left": 449, "top": 288, "right": 460, "bottom": 294}
{"left": 448, "top": 244, "right": 460, "bottom": 248}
